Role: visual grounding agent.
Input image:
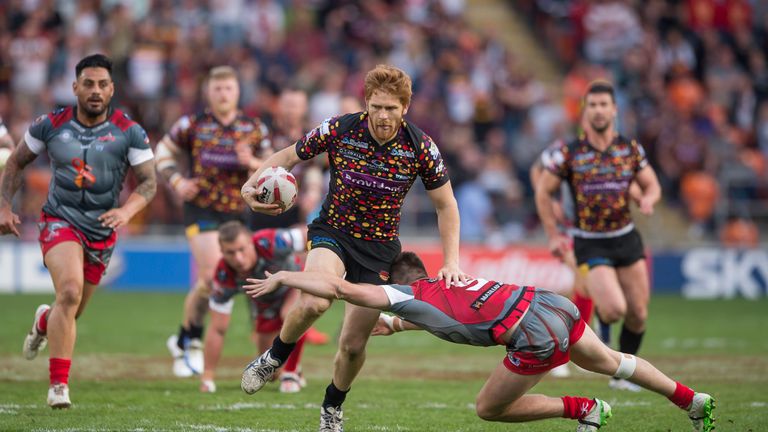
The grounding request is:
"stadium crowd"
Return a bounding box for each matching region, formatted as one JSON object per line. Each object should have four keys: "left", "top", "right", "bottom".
{"left": 0, "top": 0, "right": 764, "bottom": 244}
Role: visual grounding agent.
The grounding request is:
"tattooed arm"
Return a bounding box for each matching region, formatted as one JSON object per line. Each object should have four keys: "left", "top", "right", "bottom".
{"left": 98, "top": 159, "right": 157, "bottom": 229}
{"left": 0, "top": 141, "right": 40, "bottom": 236}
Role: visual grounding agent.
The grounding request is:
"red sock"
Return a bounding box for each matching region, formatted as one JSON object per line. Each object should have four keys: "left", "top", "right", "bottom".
{"left": 50, "top": 358, "right": 71, "bottom": 385}
{"left": 283, "top": 334, "right": 307, "bottom": 373}
{"left": 562, "top": 396, "right": 596, "bottom": 419}
{"left": 37, "top": 309, "right": 49, "bottom": 334}
{"left": 572, "top": 292, "right": 593, "bottom": 325}
{"left": 668, "top": 382, "right": 695, "bottom": 410}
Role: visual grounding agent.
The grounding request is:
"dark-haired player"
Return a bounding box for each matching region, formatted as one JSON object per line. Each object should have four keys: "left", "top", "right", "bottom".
{"left": 0, "top": 54, "right": 156, "bottom": 408}
{"left": 245, "top": 252, "right": 715, "bottom": 432}
{"left": 200, "top": 221, "right": 308, "bottom": 394}
{"left": 241, "top": 64, "right": 466, "bottom": 431}
{"left": 535, "top": 80, "right": 661, "bottom": 392}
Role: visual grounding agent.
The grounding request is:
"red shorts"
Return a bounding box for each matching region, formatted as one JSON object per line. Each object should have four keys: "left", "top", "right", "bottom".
{"left": 255, "top": 315, "right": 284, "bottom": 333}
{"left": 38, "top": 212, "right": 118, "bottom": 285}
{"left": 503, "top": 291, "right": 586, "bottom": 375}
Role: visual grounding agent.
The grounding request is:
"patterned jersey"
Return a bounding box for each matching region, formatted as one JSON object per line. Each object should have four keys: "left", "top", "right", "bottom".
{"left": 541, "top": 135, "right": 648, "bottom": 237}
{"left": 25, "top": 106, "right": 154, "bottom": 241}
{"left": 296, "top": 112, "right": 449, "bottom": 241}
{"left": 384, "top": 278, "right": 535, "bottom": 346}
{"left": 168, "top": 110, "right": 270, "bottom": 213}
{"left": 210, "top": 228, "right": 303, "bottom": 312}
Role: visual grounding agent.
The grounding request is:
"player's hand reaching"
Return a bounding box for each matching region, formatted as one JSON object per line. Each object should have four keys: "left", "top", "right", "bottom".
{"left": 241, "top": 185, "right": 283, "bottom": 216}
{"left": 437, "top": 263, "right": 469, "bottom": 286}
{"left": 371, "top": 313, "right": 395, "bottom": 337}
{"left": 98, "top": 207, "right": 131, "bottom": 229}
{"left": 244, "top": 271, "right": 282, "bottom": 298}
{"left": 0, "top": 206, "right": 21, "bottom": 237}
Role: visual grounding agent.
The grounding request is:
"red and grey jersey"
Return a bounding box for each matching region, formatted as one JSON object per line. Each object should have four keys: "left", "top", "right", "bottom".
{"left": 382, "top": 278, "right": 535, "bottom": 346}
{"left": 542, "top": 135, "right": 648, "bottom": 238}
{"left": 167, "top": 110, "right": 270, "bottom": 213}
{"left": 25, "top": 106, "right": 153, "bottom": 241}
{"left": 209, "top": 228, "right": 303, "bottom": 314}
{"left": 295, "top": 112, "right": 449, "bottom": 241}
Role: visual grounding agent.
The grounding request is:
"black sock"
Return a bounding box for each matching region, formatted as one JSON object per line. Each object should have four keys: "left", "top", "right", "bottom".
{"left": 177, "top": 326, "right": 190, "bottom": 350}
{"left": 270, "top": 335, "right": 297, "bottom": 364}
{"left": 188, "top": 324, "right": 204, "bottom": 340}
{"left": 322, "top": 382, "right": 349, "bottom": 409}
{"left": 619, "top": 324, "right": 645, "bottom": 355}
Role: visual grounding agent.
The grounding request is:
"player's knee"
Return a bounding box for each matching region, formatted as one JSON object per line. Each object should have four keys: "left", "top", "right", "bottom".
{"left": 475, "top": 399, "right": 507, "bottom": 422}
{"left": 625, "top": 305, "right": 647, "bottom": 327}
{"left": 598, "top": 304, "right": 626, "bottom": 323}
{"left": 299, "top": 295, "right": 331, "bottom": 317}
{"left": 192, "top": 278, "right": 212, "bottom": 299}
{"left": 56, "top": 279, "right": 83, "bottom": 308}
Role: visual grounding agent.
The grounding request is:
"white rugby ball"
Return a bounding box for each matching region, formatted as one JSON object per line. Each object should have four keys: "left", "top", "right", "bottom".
{"left": 256, "top": 166, "right": 298, "bottom": 211}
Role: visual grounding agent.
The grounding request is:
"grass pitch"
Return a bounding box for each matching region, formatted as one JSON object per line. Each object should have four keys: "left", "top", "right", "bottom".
{"left": 1, "top": 292, "right": 766, "bottom": 431}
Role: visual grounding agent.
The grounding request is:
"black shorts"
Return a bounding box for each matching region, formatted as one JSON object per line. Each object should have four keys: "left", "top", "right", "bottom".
{"left": 573, "top": 228, "right": 645, "bottom": 269}
{"left": 183, "top": 203, "right": 244, "bottom": 236}
{"left": 307, "top": 220, "right": 401, "bottom": 284}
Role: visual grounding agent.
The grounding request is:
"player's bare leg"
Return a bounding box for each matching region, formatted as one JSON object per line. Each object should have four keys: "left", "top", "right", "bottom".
{"left": 44, "top": 242, "right": 87, "bottom": 408}
{"left": 242, "top": 249, "right": 343, "bottom": 394}
{"left": 475, "top": 363, "right": 550, "bottom": 421}
{"left": 586, "top": 266, "right": 626, "bottom": 325}
{"left": 616, "top": 260, "right": 650, "bottom": 336}
{"left": 571, "top": 325, "right": 715, "bottom": 431}
{"left": 170, "top": 230, "right": 220, "bottom": 376}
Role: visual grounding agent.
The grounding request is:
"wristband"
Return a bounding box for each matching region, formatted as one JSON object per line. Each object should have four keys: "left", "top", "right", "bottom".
{"left": 170, "top": 172, "right": 183, "bottom": 189}
{"left": 379, "top": 313, "right": 396, "bottom": 332}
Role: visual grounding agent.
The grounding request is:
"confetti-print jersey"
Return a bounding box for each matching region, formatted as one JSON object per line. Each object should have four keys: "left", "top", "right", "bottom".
{"left": 541, "top": 135, "right": 648, "bottom": 237}
{"left": 296, "top": 112, "right": 449, "bottom": 241}
{"left": 169, "top": 110, "right": 270, "bottom": 213}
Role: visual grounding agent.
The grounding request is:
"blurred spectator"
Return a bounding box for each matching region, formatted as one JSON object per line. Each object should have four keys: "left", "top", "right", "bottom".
{"left": 720, "top": 217, "right": 759, "bottom": 248}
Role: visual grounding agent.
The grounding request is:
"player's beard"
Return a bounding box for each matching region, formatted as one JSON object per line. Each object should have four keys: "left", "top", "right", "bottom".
{"left": 81, "top": 99, "right": 109, "bottom": 118}
{"left": 589, "top": 118, "right": 612, "bottom": 134}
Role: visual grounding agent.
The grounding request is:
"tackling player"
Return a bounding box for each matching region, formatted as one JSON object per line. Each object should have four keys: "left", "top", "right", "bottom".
{"left": 201, "top": 221, "right": 308, "bottom": 394}
{"left": 0, "top": 54, "right": 156, "bottom": 408}
{"left": 246, "top": 252, "right": 716, "bottom": 432}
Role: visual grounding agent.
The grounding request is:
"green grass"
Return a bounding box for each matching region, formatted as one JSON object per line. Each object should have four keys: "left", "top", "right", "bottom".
{"left": 1, "top": 293, "right": 767, "bottom": 431}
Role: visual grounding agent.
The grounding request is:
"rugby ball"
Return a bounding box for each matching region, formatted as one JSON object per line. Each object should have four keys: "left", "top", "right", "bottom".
{"left": 256, "top": 166, "right": 298, "bottom": 211}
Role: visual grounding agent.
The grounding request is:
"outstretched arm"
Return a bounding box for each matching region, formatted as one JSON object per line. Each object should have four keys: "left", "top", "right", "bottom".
{"left": 245, "top": 270, "right": 392, "bottom": 310}
{"left": 426, "top": 182, "right": 468, "bottom": 285}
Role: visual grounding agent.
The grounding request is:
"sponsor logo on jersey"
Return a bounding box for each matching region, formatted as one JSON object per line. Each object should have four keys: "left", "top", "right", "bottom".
{"left": 390, "top": 148, "right": 415, "bottom": 158}
{"left": 340, "top": 171, "right": 408, "bottom": 193}
{"left": 72, "top": 158, "right": 96, "bottom": 189}
{"left": 97, "top": 132, "right": 116, "bottom": 142}
{"left": 341, "top": 137, "right": 369, "bottom": 150}
{"left": 470, "top": 282, "right": 503, "bottom": 310}
{"left": 379, "top": 270, "right": 390, "bottom": 281}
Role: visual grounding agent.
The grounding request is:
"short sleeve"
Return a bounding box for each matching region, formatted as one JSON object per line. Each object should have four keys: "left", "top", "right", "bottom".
{"left": 167, "top": 115, "right": 193, "bottom": 150}
{"left": 540, "top": 140, "right": 570, "bottom": 179}
{"left": 416, "top": 134, "right": 450, "bottom": 190}
{"left": 631, "top": 140, "right": 649, "bottom": 172}
{"left": 25, "top": 114, "right": 53, "bottom": 154}
{"left": 126, "top": 124, "right": 154, "bottom": 166}
{"left": 295, "top": 115, "right": 343, "bottom": 160}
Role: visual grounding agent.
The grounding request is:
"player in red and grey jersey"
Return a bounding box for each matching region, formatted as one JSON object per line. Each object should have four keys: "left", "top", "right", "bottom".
{"left": 246, "top": 252, "right": 716, "bottom": 432}
{"left": 0, "top": 54, "right": 156, "bottom": 409}
{"left": 156, "top": 66, "right": 272, "bottom": 378}
{"left": 201, "top": 221, "right": 308, "bottom": 394}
